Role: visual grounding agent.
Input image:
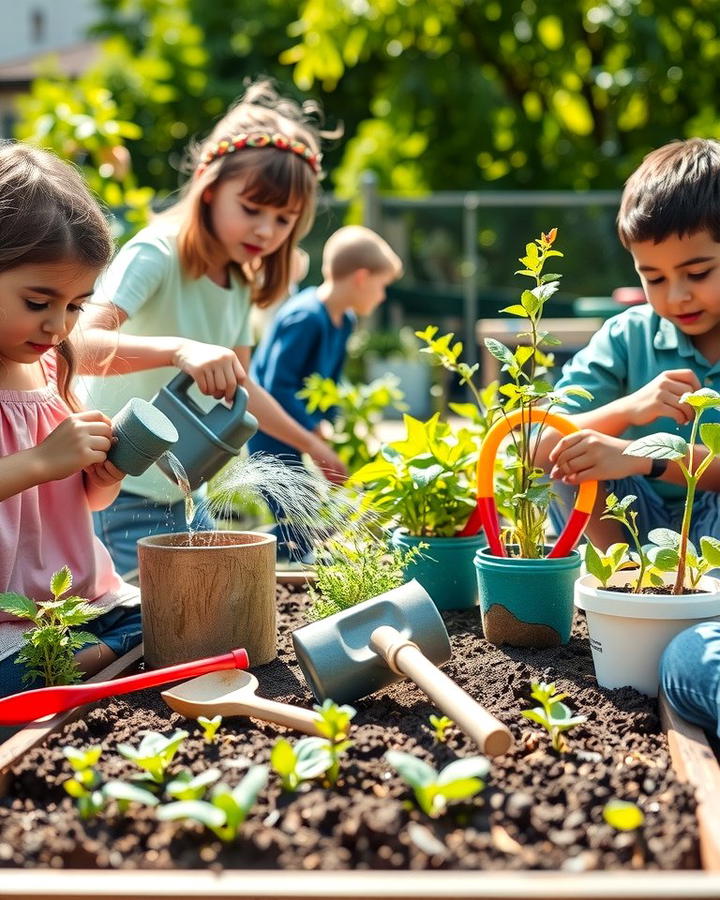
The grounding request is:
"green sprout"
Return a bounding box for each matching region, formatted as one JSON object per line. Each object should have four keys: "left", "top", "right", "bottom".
{"left": 313, "top": 698, "right": 356, "bottom": 786}
{"left": 166, "top": 768, "right": 222, "bottom": 801}
{"left": 603, "top": 799, "right": 646, "bottom": 831}
{"left": 157, "top": 765, "right": 269, "bottom": 843}
{"left": 62, "top": 745, "right": 157, "bottom": 819}
{"left": 521, "top": 681, "right": 586, "bottom": 753}
{"left": 384, "top": 750, "right": 490, "bottom": 818}
{"left": 0, "top": 566, "right": 103, "bottom": 686}
{"left": 117, "top": 729, "right": 189, "bottom": 784}
{"left": 428, "top": 714, "right": 454, "bottom": 743}
{"left": 624, "top": 388, "right": 720, "bottom": 594}
{"left": 197, "top": 715, "right": 222, "bottom": 744}
{"left": 269, "top": 736, "right": 332, "bottom": 792}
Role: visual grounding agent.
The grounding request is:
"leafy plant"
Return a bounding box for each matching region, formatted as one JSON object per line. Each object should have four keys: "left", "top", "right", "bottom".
{"left": 624, "top": 389, "right": 720, "bottom": 594}
{"left": 117, "top": 730, "right": 189, "bottom": 784}
{"left": 62, "top": 745, "right": 157, "bottom": 820}
{"left": 157, "top": 765, "right": 269, "bottom": 843}
{"left": 428, "top": 714, "right": 454, "bottom": 743}
{"left": 417, "top": 230, "right": 591, "bottom": 557}
{"left": 298, "top": 373, "right": 407, "bottom": 473}
{"left": 313, "top": 699, "right": 356, "bottom": 786}
{"left": 307, "top": 532, "right": 423, "bottom": 621}
{"left": 166, "top": 768, "right": 222, "bottom": 801}
{"left": 270, "top": 737, "right": 332, "bottom": 792}
{"left": 384, "top": 750, "right": 490, "bottom": 818}
{"left": 0, "top": 567, "right": 104, "bottom": 686}
{"left": 350, "top": 413, "right": 479, "bottom": 536}
{"left": 197, "top": 715, "right": 222, "bottom": 744}
{"left": 521, "top": 681, "right": 587, "bottom": 753}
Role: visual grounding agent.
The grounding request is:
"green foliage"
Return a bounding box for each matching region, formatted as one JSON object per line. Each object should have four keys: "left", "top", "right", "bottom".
{"left": 384, "top": 750, "right": 489, "bottom": 818}
{"left": 197, "top": 715, "right": 222, "bottom": 744}
{"left": 62, "top": 745, "right": 158, "bottom": 820}
{"left": 603, "top": 799, "right": 646, "bottom": 832}
{"left": 117, "top": 729, "right": 189, "bottom": 784}
{"left": 312, "top": 698, "right": 356, "bottom": 786}
{"left": 269, "top": 736, "right": 332, "bottom": 792}
{"left": 521, "top": 681, "right": 586, "bottom": 753}
{"left": 350, "top": 413, "right": 479, "bottom": 536}
{"left": 624, "top": 389, "right": 720, "bottom": 594}
{"left": 156, "top": 765, "right": 269, "bottom": 842}
{"left": 428, "top": 714, "right": 454, "bottom": 744}
{"left": 307, "top": 532, "right": 422, "bottom": 621}
{"left": 298, "top": 373, "right": 407, "bottom": 474}
{"left": 166, "top": 768, "right": 222, "bottom": 801}
{"left": 0, "top": 567, "right": 104, "bottom": 687}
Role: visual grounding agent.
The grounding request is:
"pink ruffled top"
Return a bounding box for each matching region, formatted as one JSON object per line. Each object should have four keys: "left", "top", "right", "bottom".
{"left": 0, "top": 353, "right": 130, "bottom": 660}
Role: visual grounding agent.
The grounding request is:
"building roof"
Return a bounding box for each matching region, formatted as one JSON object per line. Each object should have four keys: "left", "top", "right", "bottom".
{"left": 0, "top": 40, "right": 99, "bottom": 86}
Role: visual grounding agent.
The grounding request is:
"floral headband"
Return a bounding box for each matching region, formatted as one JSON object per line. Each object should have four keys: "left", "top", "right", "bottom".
{"left": 196, "top": 132, "right": 322, "bottom": 176}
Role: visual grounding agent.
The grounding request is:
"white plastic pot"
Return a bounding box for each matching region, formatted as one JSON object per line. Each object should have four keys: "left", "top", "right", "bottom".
{"left": 574, "top": 571, "right": 720, "bottom": 697}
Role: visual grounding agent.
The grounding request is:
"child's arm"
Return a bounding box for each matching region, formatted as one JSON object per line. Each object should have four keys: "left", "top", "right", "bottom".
{"left": 0, "top": 412, "right": 113, "bottom": 503}
{"left": 79, "top": 304, "right": 245, "bottom": 403}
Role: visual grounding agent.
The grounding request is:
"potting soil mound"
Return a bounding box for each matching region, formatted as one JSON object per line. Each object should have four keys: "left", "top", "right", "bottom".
{"left": 0, "top": 584, "right": 700, "bottom": 871}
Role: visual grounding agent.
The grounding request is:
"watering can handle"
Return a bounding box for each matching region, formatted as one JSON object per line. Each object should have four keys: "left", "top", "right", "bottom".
{"left": 369, "top": 626, "right": 513, "bottom": 757}
{"left": 165, "top": 371, "right": 253, "bottom": 420}
{"left": 459, "top": 409, "right": 597, "bottom": 559}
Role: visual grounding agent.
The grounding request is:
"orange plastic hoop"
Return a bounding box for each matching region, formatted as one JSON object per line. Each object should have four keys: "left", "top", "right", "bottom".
{"left": 459, "top": 409, "right": 597, "bottom": 558}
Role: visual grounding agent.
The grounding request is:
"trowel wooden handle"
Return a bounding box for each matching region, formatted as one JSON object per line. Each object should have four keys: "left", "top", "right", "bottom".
{"left": 229, "top": 697, "right": 323, "bottom": 736}
{"left": 370, "top": 626, "right": 513, "bottom": 756}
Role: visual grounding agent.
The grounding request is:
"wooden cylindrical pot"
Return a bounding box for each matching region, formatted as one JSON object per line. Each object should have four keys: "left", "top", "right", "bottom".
{"left": 137, "top": 531, "right": 277, "bottom": 669}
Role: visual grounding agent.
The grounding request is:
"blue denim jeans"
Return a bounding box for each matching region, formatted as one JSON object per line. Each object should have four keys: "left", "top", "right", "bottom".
{"left": 93, "top": 489, "right": 215, "bottom": 577}
{"left": 660, "top": 622, "right": 720, "bottom": 737}
{"left": 0, "top": 601, "right": 143, "bottom": 699}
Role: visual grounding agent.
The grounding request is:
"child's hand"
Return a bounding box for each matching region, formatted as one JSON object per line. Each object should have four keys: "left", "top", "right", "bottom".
{"left": 83, "top": 458, "right": 125, "bottom": 489}
{"left": 549, "top": 430, "right": 649, "bottom": 484}
{"left": 173, "top": 340, "right": 246, "bottom": 402}
{"left": 35, "top": 411, "right": 113, "bottom": 482}
{"left": 625, "top": 369, "right": 701, "bottom": 426}
{"left": 306, "top": 435, "right": 348, "bottom": 484}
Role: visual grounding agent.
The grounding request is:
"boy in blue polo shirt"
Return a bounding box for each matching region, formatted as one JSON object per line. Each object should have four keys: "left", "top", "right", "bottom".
{"left": 249, "top": 225, "right": 402, "bottom": 561}
{"left": 545, "top": 138, "right": 720, "bottom": 551}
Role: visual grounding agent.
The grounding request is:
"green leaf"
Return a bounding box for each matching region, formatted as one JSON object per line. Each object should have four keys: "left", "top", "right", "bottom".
{"left": 603, "top": 799, "right": 645, "bottom": 831}
{"left": 436, "top": 777, "right": 485, "bottom": 801}
{"left": 584, "top": 540, "right": 610, "bottom": 584}
{"left": 230, "top": 764, "right": 269, "bottom": 815}
{"left": 648, "top": 528, "right": 681, "bottom": 549}
{"left": 700, "top": 423, "right": 720, "bottom": 456}
{"left": 50, "top": 566, "right": 72, "bottom": 598}
{"left": 270, "top": 739, "right": 296, "bottom": 776}
{"left": 483, "top": 338, "right": 515, "bottom": 367}
{"left": 0, "top": 592, "right": 38, "bottom": 620}
{"left": 385, "top": 750, "right": 436, "bottom": 788}
{"left": 647, "top": 546, "right": 679, "bottom": 571}
{"left": 624, "top": 433, "right": 688, "bottom": 460}
{"left": 436, "top": 756, "right": 490, "bottom": 784}
{"left": 700, "top": 536, "right": 720, "bottom": 567}
{"left": 156, "top": 800, "right": 226, "bottom": 827}
{"left": 103, "top": 780, "right": 159, "bottom": 806}
{"left": 681, "top": 389, "right": 720, "bottom": 411}
{"left": 499, "top": 304, "right": 528, "bottom": 317}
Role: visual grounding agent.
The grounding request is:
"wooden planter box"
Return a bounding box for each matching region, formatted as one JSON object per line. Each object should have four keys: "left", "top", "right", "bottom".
{"left": 2, "top": 573, "right": 720, "bottom": 898}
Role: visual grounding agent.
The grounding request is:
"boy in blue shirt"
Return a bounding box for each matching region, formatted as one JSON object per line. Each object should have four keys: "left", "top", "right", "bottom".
{"left": 545, "top": 138, "right": 720, "bottom": 552}
{"left": 249, "top": 225, "right": 402, "bottom": 561}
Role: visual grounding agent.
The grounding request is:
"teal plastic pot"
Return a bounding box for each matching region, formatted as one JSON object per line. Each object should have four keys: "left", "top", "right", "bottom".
{"left": 390, "top": 529, "right": 486, "bottom": 611}
{"left": 474, "top": 546, "right": 581, "bottom": 647}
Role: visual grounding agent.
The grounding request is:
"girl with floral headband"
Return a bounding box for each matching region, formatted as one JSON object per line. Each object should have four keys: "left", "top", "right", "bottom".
{"left": 81, "top": 80, "right": 347, "bottom": 575}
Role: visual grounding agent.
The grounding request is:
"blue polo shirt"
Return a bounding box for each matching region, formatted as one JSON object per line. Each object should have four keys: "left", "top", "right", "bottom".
{"left": 554, "top": 304, "right": 720, "bottom": 501}
{"left": 249, "top": 287, "right": 354, "bottom": 457}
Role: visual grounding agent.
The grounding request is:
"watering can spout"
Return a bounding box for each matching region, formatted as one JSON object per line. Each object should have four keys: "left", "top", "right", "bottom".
{"left": 150, "top": 373, "right": 258, "bottom": 490}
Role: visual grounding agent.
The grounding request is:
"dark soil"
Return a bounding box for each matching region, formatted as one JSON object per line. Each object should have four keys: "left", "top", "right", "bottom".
{"left": 0, "top": 584, "right": 701, "bottom": 871}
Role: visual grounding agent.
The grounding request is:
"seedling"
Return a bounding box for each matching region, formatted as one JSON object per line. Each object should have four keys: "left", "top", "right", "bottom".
{"left": 157, "top": 765, "right": 269, "bottom": 842}
{"left": 308, "top": 533, "right": 422, "bottom": 622}
{"left": 624, "top": 389, "right": 720, "bottom": 593}
{"left": 269, "top": 736, "right": 332, "bottom": 792}
{"left": 428, "top": 714, "right": 454, "bottom": 743}
{"left": 603, "top": 799, "right": 645, "bottom": 831}
{"left": 384, "top": 749, "right": 490, "bottom": 818}
{"left": 521, "top": 681, "right": 586, "bottom": 753}
{"left": 585, "top": 493, "right": 654, "bottom": 591}
{"left": 117, "top": 729, "right": 189, "bottom": 784}
{"left": 62, "top": 745, "right": 157, "bottom": 819}
{"left": 313, "top": 698, "right": 356, "bottom": 785}
{"left": 0, "top": 566, "right": 103, "bottom": 686}
{"left": 197, "top": 715, "right": 222, "bottom": 744}
{"left": 166, "top": 768, "right": 222, "bottom": 801}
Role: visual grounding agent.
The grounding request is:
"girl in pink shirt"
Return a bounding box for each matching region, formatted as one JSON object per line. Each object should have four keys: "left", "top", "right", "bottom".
{"left": 0, "top": 144, "right": 141, "bottom": 698}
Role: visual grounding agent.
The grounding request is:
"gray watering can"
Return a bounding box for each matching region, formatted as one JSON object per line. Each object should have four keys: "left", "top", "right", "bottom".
{"left": 150, "top": 373, "right": 258, "bottom": 490}
{"left": 107, "top": 397, "right": 179, "bottom": 477}
{"left": 291, "top": 580, "right": 513, "bottom": 756}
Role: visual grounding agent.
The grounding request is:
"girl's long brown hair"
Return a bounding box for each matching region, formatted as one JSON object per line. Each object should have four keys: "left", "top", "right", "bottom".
{"left": 167, "top": 80, "right": 336, "bottom": 307}
{"left": 0, "top": 143, "right": 113, "bottom": 409}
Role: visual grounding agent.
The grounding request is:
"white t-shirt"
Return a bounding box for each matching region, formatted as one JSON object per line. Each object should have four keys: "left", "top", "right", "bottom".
{"left": 82, "top": 220, "right": 252, "bottom": 503}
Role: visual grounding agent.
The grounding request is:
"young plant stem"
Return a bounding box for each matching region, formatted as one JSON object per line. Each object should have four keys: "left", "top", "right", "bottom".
{"left": 674, "top": 413, "right": 702, "bottom": 595}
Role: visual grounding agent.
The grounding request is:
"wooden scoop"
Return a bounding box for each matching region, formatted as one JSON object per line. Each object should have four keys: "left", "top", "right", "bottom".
{"left": 161, "top": 670, "right": 323, "bottom": 736}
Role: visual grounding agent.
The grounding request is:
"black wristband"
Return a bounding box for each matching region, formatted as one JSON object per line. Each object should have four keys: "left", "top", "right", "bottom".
{"left": 647, "top": 458, "right": 669, "bottom": 479}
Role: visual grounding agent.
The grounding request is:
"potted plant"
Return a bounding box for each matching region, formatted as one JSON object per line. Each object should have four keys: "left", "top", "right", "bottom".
{"left": 419, "top": 229, "right": 594, "bottom": 647}
{"left": 349, "top": 412, "right": 485, "bottom": 610}
{"left": 575, "top": 389, "right": 720, "bottom": 696}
